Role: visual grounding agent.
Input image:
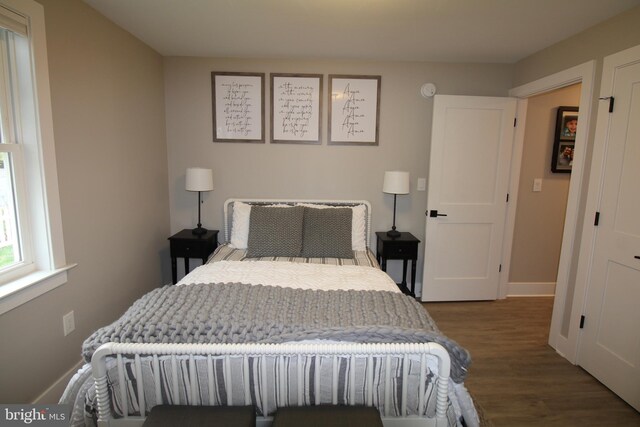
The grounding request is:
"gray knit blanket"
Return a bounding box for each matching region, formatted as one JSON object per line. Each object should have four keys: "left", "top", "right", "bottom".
{"left": 82, "top": 283, "right": 471, "bottom": 382}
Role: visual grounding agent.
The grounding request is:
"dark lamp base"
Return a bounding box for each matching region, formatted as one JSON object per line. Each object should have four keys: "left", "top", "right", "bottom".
{"left": 386, "top": 229, "right": 401, "bottom": 238}
{"left": 192, "top": 226, "right": 207, "bottom": 236}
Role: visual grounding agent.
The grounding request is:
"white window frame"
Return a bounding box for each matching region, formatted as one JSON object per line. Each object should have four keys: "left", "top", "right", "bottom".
{"left": 0, "top": 0, "right": 74, "bottom": 315}
{"left": 0, "top": 29, "right": 35, "bottom": 280}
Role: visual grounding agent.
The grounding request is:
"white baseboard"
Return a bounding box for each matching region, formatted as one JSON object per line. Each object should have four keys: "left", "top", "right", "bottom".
{"left": 32, "top": 359, "right": 84, "bottom": 404}
{"left": 507, "top": 282, "right": 556, "bottom": 297}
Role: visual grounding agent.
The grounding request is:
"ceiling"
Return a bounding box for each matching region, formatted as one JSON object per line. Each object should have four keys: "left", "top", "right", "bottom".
{"left": 83, "top": 0, "right": 640, "bottom": 63}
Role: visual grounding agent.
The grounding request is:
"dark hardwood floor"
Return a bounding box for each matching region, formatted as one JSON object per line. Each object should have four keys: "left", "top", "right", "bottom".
{"left": 423, "top": 297, "right": 640, "bottom": 427}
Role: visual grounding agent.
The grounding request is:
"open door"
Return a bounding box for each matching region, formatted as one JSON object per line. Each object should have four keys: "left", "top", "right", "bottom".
{"left": 422, "top": 95, "right": 516, "bottom": 301}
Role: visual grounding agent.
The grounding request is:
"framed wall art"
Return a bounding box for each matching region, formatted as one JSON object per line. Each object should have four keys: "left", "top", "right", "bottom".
{"left": 328, "top": 75, "right": 381, "bottom": 146}
{"left": 551, "top": 106, "right": 578, "bottom": 173}
{"left": 211, "top": 72, "right": 265, "bottom": 143}
{"left": 271, "top": 73, "right": 322, "bottom": 144}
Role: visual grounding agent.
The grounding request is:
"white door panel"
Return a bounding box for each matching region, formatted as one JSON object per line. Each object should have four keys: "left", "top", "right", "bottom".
{"left": 578, "top": 49, "right": 640, "bottom": 411}
{"left": 440, "top": 108, "right": 504, "bottom": 205}
{"left": 597, "top": 262, "right": 640, "bottom": 365}
{"left": 422, "top": 95, "right": 516, "bottom": 301}
{"left": 431, "top": 223, "right": 493, "bottom": 278}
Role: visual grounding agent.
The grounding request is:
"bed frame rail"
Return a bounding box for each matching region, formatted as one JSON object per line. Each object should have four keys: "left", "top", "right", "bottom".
{"left": 91, "top": 342, "right": 451, "bottom": 427}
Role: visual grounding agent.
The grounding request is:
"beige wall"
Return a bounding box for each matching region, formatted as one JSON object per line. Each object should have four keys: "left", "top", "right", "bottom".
{"left": 509, "top": 84, "right": 581, "bottom": 285}
{"left": 164, "top": 57, "right": 513, "bottom": 286}
{"left": 0, "top": 0, "right": 169, "bottom": 402}
{"left": 513, "top": 6, "right": 640, "bottom": 87}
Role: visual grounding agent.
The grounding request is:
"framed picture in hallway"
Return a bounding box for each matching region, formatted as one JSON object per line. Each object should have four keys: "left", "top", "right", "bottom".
{"left": 551, "top": 106, "right": 578, "bottom": 173}
{"left": 212, "top": 72, "right": 265, "bottom": 143}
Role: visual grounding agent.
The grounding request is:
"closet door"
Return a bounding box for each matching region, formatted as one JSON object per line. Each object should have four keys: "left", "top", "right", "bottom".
{"left": 577, "top": 45, "right": 640, "bottom": 411}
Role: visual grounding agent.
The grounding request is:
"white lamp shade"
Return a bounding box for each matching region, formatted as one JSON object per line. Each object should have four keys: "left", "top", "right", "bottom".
{"left": 185, "top": 167, "right": 214, "bottom": 192}
{"left": 383, "top": 171, "right": 410, "bottom": 195}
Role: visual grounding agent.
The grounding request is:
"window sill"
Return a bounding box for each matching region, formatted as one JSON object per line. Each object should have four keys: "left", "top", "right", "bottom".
{"left": 0, "top": 264, "right": 77, "bottom": 315}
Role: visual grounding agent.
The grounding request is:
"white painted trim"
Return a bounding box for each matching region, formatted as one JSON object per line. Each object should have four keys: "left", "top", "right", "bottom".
{"left": 509, "top": 61, "right": 596, "bottom": 98}
{"left": 553, "top": 334, "right": 570, "bottom": 359}
{"left": 18, "top": 0, "right": 67, "bottom": 270}
{"left": 506, "top": 282, "right": 556, "bottom": 297}
{"left": 506, "top": 60, "right": 596, "bottom": 363}
{"left": 32, "top": 359, "right": 84, "bottom": 404}
{"left": 572, "top": 44, "right": 640, "bottom": 367}
{"left": 499, "top": 99, "right": 527, "bottom": 299}
{"left": 0, "top": 264, "right": 76, "bottom": 315}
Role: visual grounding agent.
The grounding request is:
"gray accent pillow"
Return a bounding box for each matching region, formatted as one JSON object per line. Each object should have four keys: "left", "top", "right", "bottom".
{"left": 301, "top": 207, "right": 353, "bottom": 258}
{"left": 247, "top": 206, "right": 304, "bottom": 257}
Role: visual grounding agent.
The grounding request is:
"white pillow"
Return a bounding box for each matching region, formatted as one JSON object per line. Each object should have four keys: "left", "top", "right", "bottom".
{"left": 351, "top": 204, "right": 367, "bottom": 251}
{"left": 297, "top": 203, "right": 367, "bottom": 251}
{"left": 229, "top": 201, "right": 251, "bottom": 249}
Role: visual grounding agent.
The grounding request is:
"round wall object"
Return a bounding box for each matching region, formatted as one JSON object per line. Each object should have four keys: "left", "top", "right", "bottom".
{"left": 420, "top": 83, "right": 437, "bottom": 98}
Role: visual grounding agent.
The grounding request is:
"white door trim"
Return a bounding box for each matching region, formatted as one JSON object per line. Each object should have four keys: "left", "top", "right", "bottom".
{"left": 505, "top": 60, "right": 596, "bottom": 362}
{"left": 499, "top": 98, "right": 527, "bottom": 299}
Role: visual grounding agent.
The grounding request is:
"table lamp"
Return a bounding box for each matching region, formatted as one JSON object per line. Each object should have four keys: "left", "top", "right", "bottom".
{"left": 383, "top": 171, "right": 410, "bottom": 237}
{"left": 186, "top": 167, "right": 213, "bottom": 235}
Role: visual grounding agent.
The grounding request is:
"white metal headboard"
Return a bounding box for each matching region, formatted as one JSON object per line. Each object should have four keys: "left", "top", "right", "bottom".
{"left": 223, "top": 199, "right": 373, "bottom": 248}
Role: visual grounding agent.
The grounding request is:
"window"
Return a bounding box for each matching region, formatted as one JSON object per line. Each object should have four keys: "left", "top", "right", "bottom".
{"left": 0, "top": 28, "right": 30, "bottom": 275}
{"left": 0, "top": 152, "right": 22, "bottom": 269}
{"left": 0, "top": 0, "right": 72, "bottom": 314}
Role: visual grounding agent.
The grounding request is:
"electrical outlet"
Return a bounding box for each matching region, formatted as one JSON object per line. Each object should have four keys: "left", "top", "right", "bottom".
{"left": 63, "top": 311, "right": 75, "bottom": 336}
{"left": 417, "top": 178, "right": 427, "bottom": 191}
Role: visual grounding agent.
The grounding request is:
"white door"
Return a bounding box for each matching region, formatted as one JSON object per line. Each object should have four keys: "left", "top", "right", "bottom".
{"left": 422, "top": 95, "right": 516, "bottom": 301}
{"left": 577, "top": 46, "right": 640, "bottom": 411}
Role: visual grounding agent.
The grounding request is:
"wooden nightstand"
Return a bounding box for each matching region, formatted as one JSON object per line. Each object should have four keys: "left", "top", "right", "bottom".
{"left": 168, "top": 229, "right": 218, "bottom": 284}
{"left": 375, "top": 231, "right": 420, "bottom": 297}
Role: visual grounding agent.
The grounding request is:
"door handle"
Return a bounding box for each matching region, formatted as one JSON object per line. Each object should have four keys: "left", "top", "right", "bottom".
{"left": 429, "top": 210, "right": 448, "bottom": 218}
{"left": 635, "top": 256, "right": 640, "bottom": 260}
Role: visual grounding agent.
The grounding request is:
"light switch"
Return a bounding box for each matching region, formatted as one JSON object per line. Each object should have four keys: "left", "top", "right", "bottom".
{"left": 417, "top": 178, "right": 427, "bottom": 191}
{"left": 533, "top": 178, "right": 542, "bottom": 192}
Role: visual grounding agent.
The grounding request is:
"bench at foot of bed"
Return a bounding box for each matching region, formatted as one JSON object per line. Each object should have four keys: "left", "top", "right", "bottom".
{"left": 141, "top": 405, "right": 385, "bottom": 427}
{"left": 142, "top": 405, "right": 256, "bottom": 427}
{"left": 273, "top": 406, "right": 384, "bottom": 427}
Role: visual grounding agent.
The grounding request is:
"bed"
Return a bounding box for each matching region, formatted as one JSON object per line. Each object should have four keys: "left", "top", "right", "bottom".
{"left": 60, "top": 199, "right": 479, "bottom": 427}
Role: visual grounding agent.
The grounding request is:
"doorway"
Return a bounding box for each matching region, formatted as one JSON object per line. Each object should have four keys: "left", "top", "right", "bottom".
{"left": 508, "top": 83, "right": 581, "bottom": 297}
{"left": 504, "top": 61, "right": 596, "bottom": 362}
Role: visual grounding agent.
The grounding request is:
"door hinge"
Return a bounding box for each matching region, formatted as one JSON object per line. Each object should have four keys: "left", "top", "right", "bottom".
{"left": 599, "top": 96, "right": 615, "bottom": 113}
{"left": 580, "top": 315, "right": 585, "bottom": 329}
{"left": 506, "top": 193, "right": 510, "bottom": 203}
{"left": 513, "top": 117, "right": 517, "bottom": 127}
{"left": 594, "top": 211, "right": 600, "bottom": 226}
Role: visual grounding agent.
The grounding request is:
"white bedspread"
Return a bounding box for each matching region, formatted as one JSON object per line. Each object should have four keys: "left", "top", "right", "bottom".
{"left": 177, "top": 260, "right": 401, "bottom": 293}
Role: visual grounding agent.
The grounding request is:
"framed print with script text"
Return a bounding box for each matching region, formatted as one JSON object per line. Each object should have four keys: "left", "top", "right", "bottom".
{"left": 271, "top": 73, "right": 322, "bottom": 144}
{"left": 212, "top": 72, "right": 265, "bottom": 143}
{"left": 329, "top": 75, "right": 381, "bottom": 146}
